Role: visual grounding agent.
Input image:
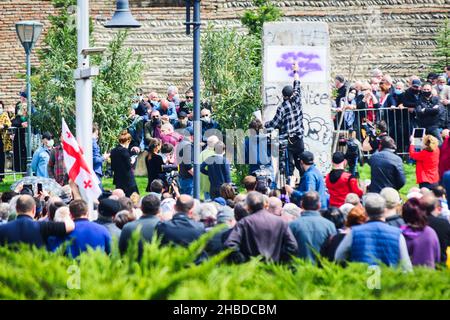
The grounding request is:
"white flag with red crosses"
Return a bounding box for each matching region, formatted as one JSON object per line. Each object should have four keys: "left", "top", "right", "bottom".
{"left": 62, "top": 118, "right": 101, "bottom": 204}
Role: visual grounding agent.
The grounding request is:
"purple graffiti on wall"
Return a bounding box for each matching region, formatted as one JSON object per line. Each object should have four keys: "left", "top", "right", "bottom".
{"left": 276, "top": 51, "right": 323, "bottom": 78}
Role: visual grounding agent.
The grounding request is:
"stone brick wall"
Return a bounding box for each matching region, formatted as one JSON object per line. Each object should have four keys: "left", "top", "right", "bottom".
{"left": 0, "top": 0, "right": 449, "bottom": 108}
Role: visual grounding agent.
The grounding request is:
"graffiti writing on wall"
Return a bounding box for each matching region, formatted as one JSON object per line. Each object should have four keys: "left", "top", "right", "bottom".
{"left": 303, "top": 114, "right": 333, "bottom": 146}
{"left": 266, "top": 46, "right": 327, "bottom": 83}
{"left": 276, "top": 51, "right": 323, "bottom": 78}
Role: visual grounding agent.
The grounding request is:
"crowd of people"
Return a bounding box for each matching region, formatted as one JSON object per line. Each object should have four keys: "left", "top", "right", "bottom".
{"left": 0, "top": 65, "right": 450, "bottom": 272}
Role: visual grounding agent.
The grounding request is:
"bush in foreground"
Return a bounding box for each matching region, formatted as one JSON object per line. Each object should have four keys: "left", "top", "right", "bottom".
{"left": 0, "top": 232, "right": 449, "bottom": 300}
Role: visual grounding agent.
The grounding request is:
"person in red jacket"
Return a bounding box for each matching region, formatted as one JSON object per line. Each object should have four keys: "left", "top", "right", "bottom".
{"left": 409, "top": 134, "right": 440, "bottom": 189}
{"left": 439, "top": 129, "right": 450, "bottom": 181}
{"left": 325, "top": 152, "right": 364, "bottom": 208}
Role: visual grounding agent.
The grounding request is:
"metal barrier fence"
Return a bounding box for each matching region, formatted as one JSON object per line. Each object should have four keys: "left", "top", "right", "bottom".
{"left": 1, "top": 127, "right": 29, "bottom": 180}
{"left": 333, "top": 107, "right": 416, "bottom": 156}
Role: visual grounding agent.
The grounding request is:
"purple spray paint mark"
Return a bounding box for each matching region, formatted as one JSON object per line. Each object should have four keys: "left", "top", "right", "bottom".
{"left": 276, "top": 51, "right": 323, "bottom": 78}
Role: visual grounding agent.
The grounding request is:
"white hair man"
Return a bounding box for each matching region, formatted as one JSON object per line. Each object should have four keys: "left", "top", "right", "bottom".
{"left": 199, "top": 135, "right": 219, "bottom": 201}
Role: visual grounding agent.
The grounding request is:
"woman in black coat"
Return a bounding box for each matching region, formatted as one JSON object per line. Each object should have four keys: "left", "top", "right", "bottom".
{"left": 145, "top": 138, "right": 164, "bottom": 192}
{"left": 110, "top": 131, "right": 139, "bottom": 197}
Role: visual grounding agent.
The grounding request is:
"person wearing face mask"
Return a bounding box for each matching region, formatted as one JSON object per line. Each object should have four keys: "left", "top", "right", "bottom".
{"left": 403, "top": 78, "right": 422, "bottom": 141}
{"left": 148, "top": 92, "right": 160, "bottom": 109}
{"left": 391, "top": 82, "right": 410, "bottom": 153}
{"left": 0, "top": 101, "right": 11, "bottom": 182}
{"left": 200, "top": 108, "right": 220, "bottom": 145}
{"left": 31, "top": 132, "right": 53, "bottom": 178}
{"left": 144, "top": 110, "right": 162, "bottom": 144}
{"left": 173, "top": 111, "right": 193, "bottom": 133}
{"left": 416, "top": 83, "right": 444, "bottom": 145}
{"left": 436, "top": 76, "right": 450, "bottom": 129}
{"left": 337, "top": 88, "right": 357, "bottom": 131}
{"left": 110, "top": 131, "right": 139, "bottom": 197}
{"left": 167, "top": 85, "right": 180, "bottom": 111}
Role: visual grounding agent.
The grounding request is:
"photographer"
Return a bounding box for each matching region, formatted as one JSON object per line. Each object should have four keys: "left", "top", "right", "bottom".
{"left": 264, "top": 63, "right": 304, "bottom": 181}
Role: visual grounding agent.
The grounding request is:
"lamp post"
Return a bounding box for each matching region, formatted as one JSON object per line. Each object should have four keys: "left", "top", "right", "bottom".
{"left": 185, "top": 0, "right": 202, "bottom": 200}
{"left": 15, "top": 21, "right": 43, "bottom": 176}
{"left": 74, "top": 0, "right": 139, "bottom": 205}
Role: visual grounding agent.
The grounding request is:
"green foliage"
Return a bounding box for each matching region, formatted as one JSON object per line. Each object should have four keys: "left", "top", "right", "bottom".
{"left": 241, "top": 0, "right": 282, "bottom": 39}
{"left": 201, "top": 26, "right": 262, "bottom": 132}
{"left": 0, "top": 234, "right": 449, "bottom": 300}
{"left": 432, "top": 18, "right": 450, "bottom": 73}
{"left": 31, "top": 0, "right": 143, "bottom": 152}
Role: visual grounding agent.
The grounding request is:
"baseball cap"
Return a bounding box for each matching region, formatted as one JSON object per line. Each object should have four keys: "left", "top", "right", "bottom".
{"left": 213, "top": 197, "right": 226, "bottom": 206}
{"left": 300, "top": 151, "right": 314, "bottom": 165}
{"left": 282, "top": 85, "right": 294, "bottom": 97}
{"left": 411, "top": 79, "right": 422, "bottom": 87}
{"left": 178, "top": 111, "right": 188, "bottom": 118}
{"left": 332, "top": 151, "right": 345, "bottom": 164}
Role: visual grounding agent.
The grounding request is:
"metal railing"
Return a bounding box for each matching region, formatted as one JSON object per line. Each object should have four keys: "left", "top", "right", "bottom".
{"left": 1, "top": 127, "right": 29, "bottom": 180}
{"left": 333, "top": 107, "right": 416, "bottom": 156}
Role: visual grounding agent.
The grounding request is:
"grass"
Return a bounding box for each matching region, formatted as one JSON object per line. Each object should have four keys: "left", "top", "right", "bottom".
{"left": 0, "top": 163, "right": 418, "bottom": 197}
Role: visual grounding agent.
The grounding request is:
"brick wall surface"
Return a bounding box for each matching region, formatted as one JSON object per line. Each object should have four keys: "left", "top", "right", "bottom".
{"left": 0, "top": 0, "right": 449, "bottom": 108}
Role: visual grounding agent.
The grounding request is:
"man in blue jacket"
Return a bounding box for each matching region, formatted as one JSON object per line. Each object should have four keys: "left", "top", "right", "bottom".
{"left": 335, "top": 193, "right": 412, "bottom": 271}
{"left": 200, "top": 141, "right": 231, "bottom": 199}
{"left": 65, "top": 199, "right": 111, "bottom": 258}
{"left": 156, "top": 194, "right": 205, "bottom": 247}
{"left": 285, "top": 151, "right": 328, "bottom": 209}
{"left": 31, "top": 132, "right": 53, "bottom": 178}
{"left": 0, "top": 195, "right": 74, "bottom": 248}
{"left": 368, "top": 136, "right": 406, "bottom": 193}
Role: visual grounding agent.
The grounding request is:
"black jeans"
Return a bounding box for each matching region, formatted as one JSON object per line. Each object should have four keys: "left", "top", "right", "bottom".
{"left": 280, "top": 136, "right": 305, "bottom": 178}
{"left": 0, "top": 138, "right": 4, "bottom": 179}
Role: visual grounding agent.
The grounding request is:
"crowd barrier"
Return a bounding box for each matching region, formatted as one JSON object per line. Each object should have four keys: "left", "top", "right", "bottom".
{"left": 333, "top": 107, "right": 416, "bottom": 156}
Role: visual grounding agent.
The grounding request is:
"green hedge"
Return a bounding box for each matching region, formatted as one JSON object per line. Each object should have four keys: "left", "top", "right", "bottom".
{"left": 0, "top": 231, "right": 449, "bottom": 300}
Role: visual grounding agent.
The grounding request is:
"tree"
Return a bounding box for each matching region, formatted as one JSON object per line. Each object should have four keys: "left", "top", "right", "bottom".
{"left": 31, "top": 0, "right": 143, "bottom": 152}
{"left": 432, "top": 18, "right": 450, "bottom": 73}
{"left": 241, "top": 0, "right": 282, "bottom": 40}
{"left": 201, "top": 1, "right": 282, "bottom": 182}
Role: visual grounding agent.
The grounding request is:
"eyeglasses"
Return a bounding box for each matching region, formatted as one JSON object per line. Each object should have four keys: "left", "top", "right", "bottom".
{"left": 186, "top": 96, "right": 194, "bottom": 99}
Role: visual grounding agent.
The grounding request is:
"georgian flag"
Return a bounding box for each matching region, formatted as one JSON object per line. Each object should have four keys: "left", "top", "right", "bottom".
{"left": 62, "top": 118, "right": 101, "bottom": 204}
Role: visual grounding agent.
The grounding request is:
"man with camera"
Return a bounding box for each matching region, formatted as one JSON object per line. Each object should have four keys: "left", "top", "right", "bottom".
{"left": 264, "top": 63, "right": 305, "bottom": 183}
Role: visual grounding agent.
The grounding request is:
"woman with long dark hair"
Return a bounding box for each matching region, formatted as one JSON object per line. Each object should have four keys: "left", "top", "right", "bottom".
{"left": 145, "top": 138, "right": 164, "bottom": 192}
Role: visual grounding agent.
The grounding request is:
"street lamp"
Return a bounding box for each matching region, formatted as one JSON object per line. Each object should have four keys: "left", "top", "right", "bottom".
{"left": 15, "top": 21, "right": 43, "bottom": 176}
{"left": 185, "top": 0, "right": 202, "bottom": 199}
{"left": 105, "top": 0, "right": 141, "bottom": 28}
{"left": 74, "top": 0, "right": 139, "bottom": 205}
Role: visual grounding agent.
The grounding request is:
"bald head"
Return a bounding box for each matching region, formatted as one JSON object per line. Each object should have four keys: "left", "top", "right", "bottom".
{"left": 206, "top": 135, "right": 219, "bottom": 148}
{"left": 160, "top": 99, "right": 169, "bottom": 110}
{"left": 175, "top": 194, "right": 195, "bottom": 215}
{"left": 16, "top": 195, "right": 36, "bottom": 217}
{"left": 268, "top": 197, "right": 282, "bottom": 216}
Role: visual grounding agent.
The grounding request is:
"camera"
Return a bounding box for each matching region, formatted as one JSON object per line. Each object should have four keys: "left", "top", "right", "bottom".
{"left": 253, "top": 165, "right": 273, "bottom": 191}
{"left": 161, "top": 164, "right": 179, "bottom": 190}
